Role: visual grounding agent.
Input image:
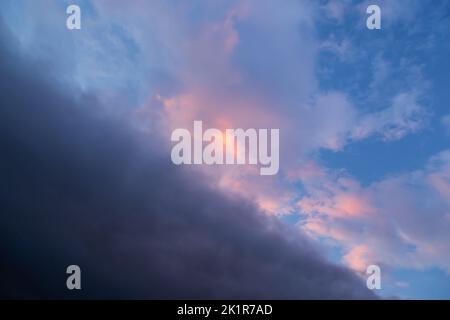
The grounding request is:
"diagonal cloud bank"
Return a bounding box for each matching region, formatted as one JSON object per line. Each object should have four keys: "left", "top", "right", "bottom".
{"left": 0, "top": 19, "right": 375, "bottom": 299}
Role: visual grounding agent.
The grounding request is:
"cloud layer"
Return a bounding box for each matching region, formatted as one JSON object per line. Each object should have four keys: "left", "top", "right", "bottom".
{"left": 0, "top": 18, "right": 375, "bottom": 299}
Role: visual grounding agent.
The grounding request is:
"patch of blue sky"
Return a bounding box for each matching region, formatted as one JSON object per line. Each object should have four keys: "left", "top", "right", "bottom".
{"left": 316, "top": 0, "right": 450, "bottom": 185}
{"left": 381, "top": 267, "right": 450, "bottom": 299}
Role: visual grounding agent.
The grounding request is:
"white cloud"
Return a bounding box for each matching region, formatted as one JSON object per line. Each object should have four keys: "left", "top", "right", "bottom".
{"left": 351, "top": 91, "right": 429, "bottom": 141}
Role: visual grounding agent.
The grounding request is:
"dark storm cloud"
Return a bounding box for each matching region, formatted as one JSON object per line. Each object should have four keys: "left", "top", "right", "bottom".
{"left": 0, "top": 20, "right": 376, "bottom": 299}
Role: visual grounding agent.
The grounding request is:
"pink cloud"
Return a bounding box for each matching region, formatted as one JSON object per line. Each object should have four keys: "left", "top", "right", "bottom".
{"left": 343, "top": 245, "right": 373, "bottom": 273}
{"left": 299, "top": 151, "right": 450, "bottom": 273}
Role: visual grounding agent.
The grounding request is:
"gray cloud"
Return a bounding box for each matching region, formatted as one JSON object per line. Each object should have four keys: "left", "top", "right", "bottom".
{"left": 0, "top": 19, "right": 375, "bottom": 299}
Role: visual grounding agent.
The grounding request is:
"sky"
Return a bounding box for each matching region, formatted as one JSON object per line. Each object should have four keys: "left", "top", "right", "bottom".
{"left": 0, "top": 0, "right": 449, "bottom": 299}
